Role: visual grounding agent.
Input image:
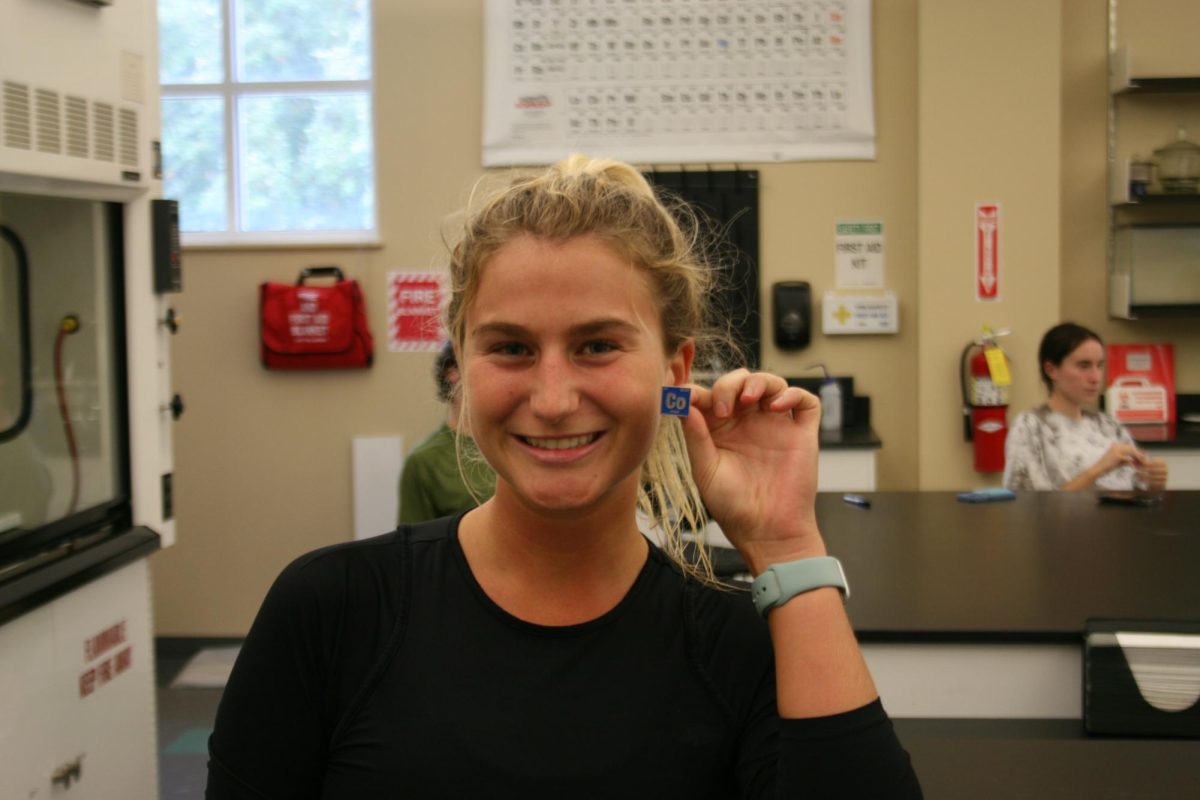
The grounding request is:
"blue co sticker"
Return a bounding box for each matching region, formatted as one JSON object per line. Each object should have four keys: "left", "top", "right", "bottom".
{"left": 660, "top": 386, "right": 691, "bottom": 417}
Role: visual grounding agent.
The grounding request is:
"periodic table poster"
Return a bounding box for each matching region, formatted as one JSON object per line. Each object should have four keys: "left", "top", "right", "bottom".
{"left": 483, "top": 0, "right": 875, "bottom": 166}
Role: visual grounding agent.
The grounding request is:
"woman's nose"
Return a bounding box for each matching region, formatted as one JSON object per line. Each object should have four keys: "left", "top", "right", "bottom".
{"left": 529, "top": 355, "right": 579, "bottom": 420}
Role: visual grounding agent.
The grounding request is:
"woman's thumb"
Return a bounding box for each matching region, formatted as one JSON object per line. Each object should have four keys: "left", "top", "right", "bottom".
{"left": 678, "top": 404, "right": 718, "bottom": 481}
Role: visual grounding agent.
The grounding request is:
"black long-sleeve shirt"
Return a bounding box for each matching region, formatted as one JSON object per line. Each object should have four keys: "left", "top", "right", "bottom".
{"left": 207, "top": 514, "right": 922, "bottom": 798}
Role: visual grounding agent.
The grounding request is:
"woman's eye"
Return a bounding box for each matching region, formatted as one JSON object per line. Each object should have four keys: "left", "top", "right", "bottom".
{"left": 582, "top": 340, "right": 618, "bottom": 356}
{"left": 491, "top": 342, "right": 530, "bottom": 357}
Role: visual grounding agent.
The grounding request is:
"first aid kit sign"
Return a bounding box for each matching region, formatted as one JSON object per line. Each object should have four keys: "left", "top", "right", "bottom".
{"left": 975, "top": 203, "right": 1001, "bottom": 301}
{"left": 835, "top": 221, "right": 885, "bottom": 289}
{"left": 388, "top": 272, "right": 446, "bottom": 351}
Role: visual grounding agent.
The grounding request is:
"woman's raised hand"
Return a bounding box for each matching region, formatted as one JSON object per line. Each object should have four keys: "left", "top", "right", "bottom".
{"left": 1093, "top": 442, "right": 1145, "bottom": 478}
{"left": 679, "top": 369, "right": 826, "bottom": 573}
{"left": 1137, "top": 458, "right": 1169, "bottom": 492}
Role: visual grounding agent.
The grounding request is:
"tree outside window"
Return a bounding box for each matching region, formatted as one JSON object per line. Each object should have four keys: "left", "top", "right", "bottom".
{"left": 158, "top": 0, "right": 376, "bottom": 244}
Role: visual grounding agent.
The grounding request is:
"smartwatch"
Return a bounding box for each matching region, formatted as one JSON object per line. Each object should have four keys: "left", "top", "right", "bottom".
{"left": 751, "top": 556, "right": 849, "bottom": 618}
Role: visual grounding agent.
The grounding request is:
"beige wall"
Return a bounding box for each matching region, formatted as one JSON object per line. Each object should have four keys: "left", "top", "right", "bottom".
{"left": 150, "top": 0, "right": 1199, "bottom": 636}
{"left": 916, "top": 0, "right": 1063, "bottom": 489}
{"left": 758, "top": 0, "right": 918, "bottom": 493}
{"left": 152, "top": 1, "right": 490, "bottom": 635}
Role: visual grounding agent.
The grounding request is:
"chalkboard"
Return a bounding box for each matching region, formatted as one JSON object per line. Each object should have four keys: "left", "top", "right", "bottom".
{"left": 645, "top": 169, "right": 760, "bottom": 370}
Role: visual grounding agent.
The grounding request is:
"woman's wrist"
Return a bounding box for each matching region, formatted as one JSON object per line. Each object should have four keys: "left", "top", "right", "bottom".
{"left": 739, "top": 530, "right": 828, "bottom": 576}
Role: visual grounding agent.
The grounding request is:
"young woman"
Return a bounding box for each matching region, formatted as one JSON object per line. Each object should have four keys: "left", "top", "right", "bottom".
{"left": 1004, "top": 322, "right": 1168, "bottom": 492}
{"left": 206, "top": 156, "right": 921, "bottom": 798}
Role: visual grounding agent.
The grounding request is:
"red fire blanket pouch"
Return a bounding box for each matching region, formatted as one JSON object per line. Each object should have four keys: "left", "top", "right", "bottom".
{"left": 260, "top": 266, "right": 374, "bottom": 369}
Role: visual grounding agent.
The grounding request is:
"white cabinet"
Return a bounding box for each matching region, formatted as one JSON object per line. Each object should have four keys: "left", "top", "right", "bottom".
{"left": 1141, "top": 446, "right": 1200, "bottom": 489}
{"left": 0, "top": 560, "right": 158, "bottom": 799}
{"left": 817, "top": 448, "right": 878, "bottom": 492}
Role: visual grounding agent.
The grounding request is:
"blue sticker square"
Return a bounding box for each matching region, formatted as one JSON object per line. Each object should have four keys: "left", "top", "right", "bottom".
{"left": 660, "top": 386, "right": 691, "bottom": 416}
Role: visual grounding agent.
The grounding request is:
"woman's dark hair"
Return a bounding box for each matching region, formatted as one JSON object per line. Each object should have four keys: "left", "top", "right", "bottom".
{"left": 433, "top": 340, "right": 457, "bottom": 403}
{"left": 1038, "top": 322, "right": 1103, "bottom": 392}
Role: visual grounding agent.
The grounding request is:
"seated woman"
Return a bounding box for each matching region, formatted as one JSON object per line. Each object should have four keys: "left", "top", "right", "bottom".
{"left": 1004, "top": 322, "right": 1167, "bottom": 491}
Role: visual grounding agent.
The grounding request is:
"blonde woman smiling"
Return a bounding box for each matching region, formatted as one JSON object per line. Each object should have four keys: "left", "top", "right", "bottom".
{"left": 207, "top": 157, "right": 921, "bottom": 798}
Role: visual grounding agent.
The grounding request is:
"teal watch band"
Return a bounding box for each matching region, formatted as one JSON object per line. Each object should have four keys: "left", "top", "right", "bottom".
{"left": 751, "top": 556, "right": 849, "bottom": 617}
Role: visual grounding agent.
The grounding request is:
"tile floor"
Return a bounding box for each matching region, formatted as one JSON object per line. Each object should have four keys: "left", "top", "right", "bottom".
{"left": 155, "top": 640, "right": 234, "bottom": 799}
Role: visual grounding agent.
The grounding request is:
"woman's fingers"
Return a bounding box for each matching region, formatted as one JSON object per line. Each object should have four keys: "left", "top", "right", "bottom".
{"left": 701, "top": 369, "right": 797, "bottom": 418}
{"left": 764, "top": 386, "right": 819, "bottom": 419}
{"left": 706, "top": 368, "right": 750, "bottom": 418}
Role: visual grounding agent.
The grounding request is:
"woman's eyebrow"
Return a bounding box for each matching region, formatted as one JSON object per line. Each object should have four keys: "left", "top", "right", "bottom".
{"left": 471, "top": 318, "right": 643, "bottom": 339}
{"left": 570, "top": 318, "right": 644, "bottom": 337}
{"left": 471, "top": 321, "right": 526, "bottom": 339}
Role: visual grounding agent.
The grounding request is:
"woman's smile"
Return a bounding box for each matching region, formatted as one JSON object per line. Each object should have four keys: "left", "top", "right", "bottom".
{"left": 511, "top": 431, "right": 609, "bottom": 470}
{"left": 518, "top": 432, "right": 603, "bottom": 452}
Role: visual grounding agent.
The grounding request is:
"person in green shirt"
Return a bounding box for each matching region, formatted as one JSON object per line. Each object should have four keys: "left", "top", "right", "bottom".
{"left": 398, "top": 342, "right": 495, "bottom": 523}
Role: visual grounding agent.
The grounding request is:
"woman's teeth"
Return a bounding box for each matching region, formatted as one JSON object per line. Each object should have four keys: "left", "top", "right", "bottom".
{"left": 524, "top": 434, "right": 597, "bottom": 450}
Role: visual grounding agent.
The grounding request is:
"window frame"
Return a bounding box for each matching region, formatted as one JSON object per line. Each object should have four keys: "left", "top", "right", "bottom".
{"left": 159, "top": 0, "right": 378, "bottom": 247}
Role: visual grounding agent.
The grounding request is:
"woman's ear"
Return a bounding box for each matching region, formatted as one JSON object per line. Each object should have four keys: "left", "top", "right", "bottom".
{"left": 1042, "top": 360, "right": 1058, "bottom": 386}
{"left": 667, "top": 339, "right": 695, "bottom": 385}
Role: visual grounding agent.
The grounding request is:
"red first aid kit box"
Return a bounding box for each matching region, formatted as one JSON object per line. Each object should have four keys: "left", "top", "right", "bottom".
{"left": 1105, "top": 343, "right": 1174, "bottom": 425}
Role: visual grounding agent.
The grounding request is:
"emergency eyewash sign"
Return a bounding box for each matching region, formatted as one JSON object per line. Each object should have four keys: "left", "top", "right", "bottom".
{"left": 388, "top": 272, "right": 446, "bottom": 352}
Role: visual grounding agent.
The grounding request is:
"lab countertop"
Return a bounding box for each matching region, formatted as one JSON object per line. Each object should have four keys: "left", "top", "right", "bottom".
{"left": 714, "top": 491, "right": 1200, "bottom": 643}
{"left": 1129, "top": 421, "right": 1200, "bottom": 449}
{"left": 0, "top": 526, "right": 160, "bottom": 627}
{"left": 777, "top": 491, "right": 1200, "bottom": 797}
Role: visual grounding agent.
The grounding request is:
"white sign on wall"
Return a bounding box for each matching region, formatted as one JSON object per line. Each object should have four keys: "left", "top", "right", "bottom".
{"left": 822, "top": 290, "right": 899, "bottom": 334}
{"left": 483, "top": 0, "right": 877, "bottom": 166}
{"left": 835, "top": 220, "right": 884, "bottom": 288}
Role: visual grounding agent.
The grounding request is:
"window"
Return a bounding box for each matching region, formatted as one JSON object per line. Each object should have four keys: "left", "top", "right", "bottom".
{"left": 158, "top": 0, "right": 376, "bottom": 244}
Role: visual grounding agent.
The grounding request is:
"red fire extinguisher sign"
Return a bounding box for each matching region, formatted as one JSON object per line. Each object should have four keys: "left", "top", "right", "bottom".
{"left": 975, "top": 203, "right": 1000, "bottom": 301}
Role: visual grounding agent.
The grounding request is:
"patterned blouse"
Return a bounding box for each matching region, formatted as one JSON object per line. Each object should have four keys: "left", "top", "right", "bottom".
{"left": 1003, "top": 405, "right": 1138, "bottom": 491}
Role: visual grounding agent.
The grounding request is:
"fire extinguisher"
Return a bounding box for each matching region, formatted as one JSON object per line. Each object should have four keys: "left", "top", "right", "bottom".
{"left": 960, "top": 327, "right": 1012, "bottom": 473}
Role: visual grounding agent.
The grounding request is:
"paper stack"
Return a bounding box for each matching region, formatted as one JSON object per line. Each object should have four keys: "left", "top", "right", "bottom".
{"left": 1085, "top": 620, "right": 1200, "bottom": 737}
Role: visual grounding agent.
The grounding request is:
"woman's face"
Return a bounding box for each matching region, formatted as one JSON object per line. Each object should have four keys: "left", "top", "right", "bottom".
{"left": 462, "top": 233, "right": 692, "bottom": 517}
{"left": 1045, "top": 338, "right": 1105, "bottom": 407}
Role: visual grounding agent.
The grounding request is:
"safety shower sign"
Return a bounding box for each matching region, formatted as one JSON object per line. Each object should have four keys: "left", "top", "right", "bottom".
{"left": 975, "top": 203, "right": 1001, "bottom": 302}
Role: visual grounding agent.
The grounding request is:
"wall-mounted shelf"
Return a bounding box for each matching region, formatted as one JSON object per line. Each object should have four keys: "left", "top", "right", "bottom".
{"left": 1109, "top": 47, "right": 1200, "bottom": 96}
{"left": 1107, "top": 41, "right": 1200, "bottom": 319}
{"left": 1114, "top": 193, "right": 1200, "bottom": 208}
{"left": 1117, "top": 77, "right": 1200, "bottom": 95}
{"left": 1112, "top": 224, "right": 1200, "bottom": 318}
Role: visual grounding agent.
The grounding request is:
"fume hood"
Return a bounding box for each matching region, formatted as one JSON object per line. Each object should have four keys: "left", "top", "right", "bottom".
{"left": 1, "top": 0, "right": 176, "bottom": 795}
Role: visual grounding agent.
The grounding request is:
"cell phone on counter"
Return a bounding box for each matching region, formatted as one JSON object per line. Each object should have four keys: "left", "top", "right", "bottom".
{"left": 956, "top": 487, "right": 1016, "bottom": 503}
{"left": 1097, "top": 491, "right": 1162, "bottom": 508}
